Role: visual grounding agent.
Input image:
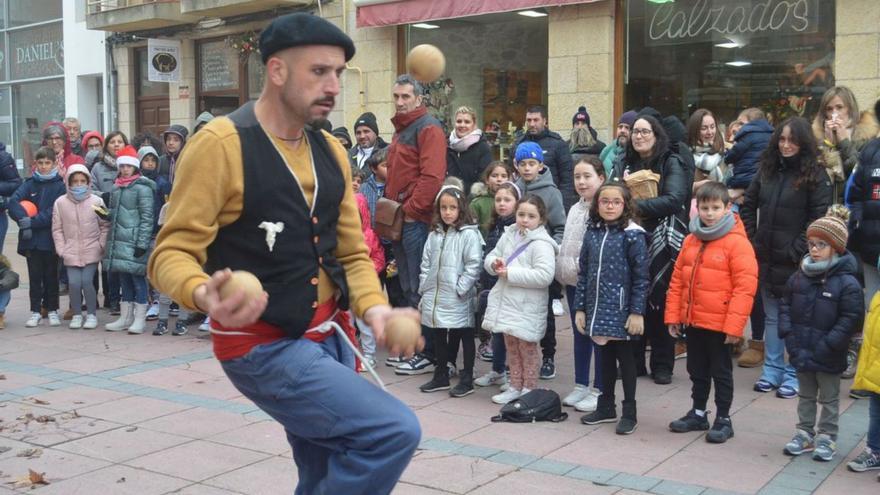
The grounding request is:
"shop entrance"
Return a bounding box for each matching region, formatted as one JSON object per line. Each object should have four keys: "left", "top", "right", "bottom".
{"left": 135, "top": 48, "right": 170, "bottom": 138}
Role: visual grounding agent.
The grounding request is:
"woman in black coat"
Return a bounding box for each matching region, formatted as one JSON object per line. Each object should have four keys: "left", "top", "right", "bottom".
{"left": 741, "top": 116, "right": 833, "bottom": 398}
{"left": 611, "top": 114, "right": 691, "bottom": 384}
{"left": 446, "top": 106, "right": 493, "bottom": 195}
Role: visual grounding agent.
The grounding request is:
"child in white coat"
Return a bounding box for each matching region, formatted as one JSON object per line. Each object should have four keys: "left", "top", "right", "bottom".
{"left": 418, "top": 186, "right": 484, "bottom": 397}
{"left": 482, "top": 194, "right": 559, "bottom": 404}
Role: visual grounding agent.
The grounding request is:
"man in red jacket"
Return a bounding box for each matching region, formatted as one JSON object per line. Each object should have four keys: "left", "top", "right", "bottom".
{"left": 384, "top": 74, "right": 446, "bottom": 374}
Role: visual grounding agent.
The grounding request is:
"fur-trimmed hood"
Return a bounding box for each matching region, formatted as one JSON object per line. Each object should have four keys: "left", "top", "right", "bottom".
{"left": 813, "top": 110, "right": 880, "bottom": 147}
{"left": 470, "top": 181, "right": 488, "bottom": 198}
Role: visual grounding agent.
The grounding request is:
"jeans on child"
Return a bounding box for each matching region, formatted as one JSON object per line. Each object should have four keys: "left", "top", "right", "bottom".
{"left": 868, "top": 392, "right": 880, "bottom": 452}
{"left": 759, "top": 285, "right": 798, "bottom": 389}
{"left": 0, "top": 289, "right": 9, "bottom": 313}
{"left": 392, "top": 221, "right": 431, "bottom": 357}
{"left": 221, "top": 333, "right": 421, "bottom": 495}
{"left": 118, "top": 273, "right": 148, "bottom": 304}
{"left": 566, "top": 285, "right": 602, "bottom": 390}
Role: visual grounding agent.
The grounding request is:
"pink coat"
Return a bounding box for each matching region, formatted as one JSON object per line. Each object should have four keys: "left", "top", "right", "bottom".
{"left": 356, "top": 193, "right": 385, "bottom": 273}
{"left": 51, "top": 165, "right": 109, "bottom": 267}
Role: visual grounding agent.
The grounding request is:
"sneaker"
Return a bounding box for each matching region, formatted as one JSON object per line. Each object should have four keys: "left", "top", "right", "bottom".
{"left": 83, "top": 314, "right": 98, "bottom": 330}
{"left": 153, "top": 319, "right": 169, "bottom": 336}
{"left": 813, "top": 434, "right": 837, "bottom": 462}
{"left": 669, "top": 409, "right": 710, "bottom": 433}
{"left": 616, "top": 416, "right": 638, "bottom": 435}
{"left": 492, "top": 387, "right": 522, "bottom": 404}
{"left": 540, "top": 358, "right": 556, "bottom": 380}
{"left": 847, "top": 448, "right": 880, "bottom": 472}
{"left": 146, "top": 302, "right": 159, "bottom": 321}
{"left": 478, "top": 341, "right": 493, "bottom": 362}
{"left": 394, "top": 353, "right": 434, "bottom": 375}
{"left": 754, "top": 378, "right": 776, "bottom": 393}
{"left": 363, "top": 355, "right": 377, "bottom": 370}
{"left": 706, "top": 417, "right": 734, "bottom": 443}
{"left": 784, "top": 430, "right": 815, "bottom": 456}
{"left": 48, "top": 311, "right": 61, "bottom": 327}
{"left": 69, "top": 314, "right": 83, "bottom": 330}
{"left": 419, "top": 374, "right": 450, "bottom": 393}
{"left": 850, "top": 389, "right": 871, "bottom": 399}
{"left": 475, "top": 370, "right": 506, "bottom": 387}
{"left": 563, "top": 384, "right": 591, "bottom": 407}
{"left": 581, "top": 407, "right": 617, "bottom": 425}
{"left": 653, "top": 371, "right": 672, "bottom": 385}
{"left": 573, "top": 389, "right": 600, "bottom": 412}
{"left": 447, "top": 363, "right": 458, "bottom": 378}
{"left": 449, "top": 371, "right": 474, "bottom": 398}
{"left": 169, "top": 302, "right": 179, "bottom": 316}
{"left": 385, "top": 355, "right": 407, "bottom": 367}
{"left": 674, "top": 340, "right": 687, "bottom": 360}
{"left": 198, "top": 317, "right": 211, "bottom": 332}
{"left": 499, "top": 381, "right": 510, "bottom": 392}
{"left": 552, "top": 298, "right": 564, "bottom": 316}
{"left": 172, "top": 321, "right": 188, "bottom": 336}
{"left": 776, "top": 385, "right": 798, "bottom": 399}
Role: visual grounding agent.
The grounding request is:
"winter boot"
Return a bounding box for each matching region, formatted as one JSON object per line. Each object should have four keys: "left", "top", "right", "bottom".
{"left": 581, "top": 395, "right": 617, "bottom": 425}
{"left": 737, "top": 340, "right": 764, "bottom": 368}
{"left": 105, "top": 302, "right": 134, "bottom": 332}
{"left": 127, "top": 303, "right": 149, "bottom": 334}
{"left": 420, "top": 363, "right": 450, "bottom": 392}
{"left": 616, "top": 400, "right": 638, "bottom": 435}
{"left": 450, "top": 370, "right": 474, "bottom": 397}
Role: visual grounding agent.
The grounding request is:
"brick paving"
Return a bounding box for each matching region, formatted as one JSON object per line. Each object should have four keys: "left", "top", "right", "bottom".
{"left": 0, "top": 235, "right": 875, "bottom": 494}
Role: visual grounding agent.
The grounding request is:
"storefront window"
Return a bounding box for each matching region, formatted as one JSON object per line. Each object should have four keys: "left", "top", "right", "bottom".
{"left": 8, "top": 0, "right": 61, "bottom": 28}
{"left": 624, "top": 0, "right": 835, "bottom": 123}
{"left": 8, "top": 21, "right": 63, "bottom": 81}
{"left": 13, "top": 78, "right": 64, "bottom": 165}
{"left": 137, "top": 48, "right": 169, "bottom": 98}
{"left": 200, "top": 40, "right": 239, "bottom": 93}
{"left": 247, "top": 51, "right": 264, "bottom": 101}
{"left": 408, "top": 13, "right": 548, "bottom": 158}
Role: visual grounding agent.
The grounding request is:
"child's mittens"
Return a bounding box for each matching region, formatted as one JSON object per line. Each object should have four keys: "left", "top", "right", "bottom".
{"left": 574, "top": 311, "right": 587, "bottom": 335}
{"left": 18, "top": 217, "right": 32, "bottom": 241}
{"left": 625, "top": 314, "right": 644, "bottom": 336}
{"left": 667, "top": 323, "right": 681, "bottom": 337}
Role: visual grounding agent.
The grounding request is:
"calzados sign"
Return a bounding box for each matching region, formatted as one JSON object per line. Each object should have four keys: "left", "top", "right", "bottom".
{"left": 646, "top": 0, "right": 819, "bottom": 46}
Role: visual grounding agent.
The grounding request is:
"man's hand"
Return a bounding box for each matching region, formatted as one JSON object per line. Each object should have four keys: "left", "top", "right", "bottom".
{"left": 574, "top": 311, "right": 587, "bottom": 335}
{"left": 192, "top": 269, "right": 268, "bottom": 329}
{"left": 363, "top": 305, "right": 424, "bottom": 358}
{"left": 668, "top": 323, "right": 681, "bottom": 338}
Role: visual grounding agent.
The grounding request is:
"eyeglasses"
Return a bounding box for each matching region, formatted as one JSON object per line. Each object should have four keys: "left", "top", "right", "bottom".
{"left": 808, "top": 240, "right": 829, "bottom": 250}
{"left": 598, "top": 198, "right": 624, "bottom": 207}
{"left": 631, "top": 128, "right": 653, "bottom": 137}
{"left": 46, "top": 136, "right": 64, "bottom": 142}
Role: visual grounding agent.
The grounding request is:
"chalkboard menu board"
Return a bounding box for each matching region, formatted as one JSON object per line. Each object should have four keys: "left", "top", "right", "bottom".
{"left": 200, "top": 41, "right": 239, "bottom": 92}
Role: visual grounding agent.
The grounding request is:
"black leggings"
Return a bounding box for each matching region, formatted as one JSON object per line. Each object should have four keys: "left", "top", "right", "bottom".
{"left": 600, "top": 339, "right": 637, "bottom": 403}
{"left": 27, "top": 250, "right": 59, "bottom": 312}
{"left": 434, "top": 327, "right": 475, "bottom": 373}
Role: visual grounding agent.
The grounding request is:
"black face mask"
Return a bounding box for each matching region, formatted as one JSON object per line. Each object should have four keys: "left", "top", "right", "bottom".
{"left": 141, "top": 167, "right": 158, "bottom": 180}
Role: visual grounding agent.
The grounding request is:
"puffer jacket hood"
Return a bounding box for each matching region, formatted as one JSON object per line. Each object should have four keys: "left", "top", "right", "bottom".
{"left": 515, "top": 167, "right": 566, "bottom": 243}
{"left": 664, "top": 215, "right": 758, "bottom": 337}
{"left": 194, "top": 111, "right": 214, "bottom": 129}
{"left": 418, "top": 224, "right": 483, "bottom": 329}
{"left": 162, "top": 124, "right": 189, "bottom": 154}
{"left": 64, "top": 164, "right": 91, "bottom": 188}
{"left": 780, "top": 250, "right": 864, "bottom": 374}
{"left": 80, "top": 131, "right": 103, "bottom": 150}
{"left": 482, "top": 224, "right": 559, "bottom": 342}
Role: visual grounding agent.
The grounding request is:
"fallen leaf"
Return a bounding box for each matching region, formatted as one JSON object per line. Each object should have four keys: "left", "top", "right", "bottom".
{"left": 73, "top": 401, "right": 84, "bottom": 405}
{"left": 0, "top": 446, "right": 10, "bottom": 454}
{"left": 34, "top": 415, "right": 55, "bottom": 424}
{"left": 116, "top": 476, "right": 126, "bottom": 483}
{"left": 0, "top": 374, "right": 5, "bottom": 380}
{"left": 29, "top": 398, "right": 50, "bottom": 405}
{"left": 28, "top": 469, "right": 49, "bottom": 486}
{"left": 125, "top": 427, "right": 138, "bottom": 432}
{"left": 15, "top": 448, "right": 42, "bottom": 459}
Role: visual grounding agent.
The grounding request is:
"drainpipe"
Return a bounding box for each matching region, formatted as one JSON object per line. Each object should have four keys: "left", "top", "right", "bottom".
{"left": 107, "top": 35, "right": 118, "bottom": 132}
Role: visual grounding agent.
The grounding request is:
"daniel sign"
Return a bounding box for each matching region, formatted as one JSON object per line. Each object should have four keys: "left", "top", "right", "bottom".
{"left": 148, "top": 38, "right": 181, "bottom": 83}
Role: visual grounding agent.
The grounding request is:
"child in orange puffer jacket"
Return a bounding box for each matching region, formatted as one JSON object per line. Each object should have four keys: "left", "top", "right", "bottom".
{"left": 665, "top": 182, "right": 758, "bottom": 444}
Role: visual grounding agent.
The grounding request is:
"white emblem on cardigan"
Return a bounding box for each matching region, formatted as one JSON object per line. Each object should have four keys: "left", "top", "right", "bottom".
{"left": 258, "top": 221, "right": 285, "bottom": 252}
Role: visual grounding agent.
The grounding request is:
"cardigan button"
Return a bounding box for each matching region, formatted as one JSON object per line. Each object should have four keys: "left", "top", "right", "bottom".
{"left": 313, "top": 236, "right": 319, "bottom": 244}
{"left": 310, "top": 277, "right": 319, "bottom": 285}
{"left": 312, "top": 217, "right": 318, "bottom": 225}
{"left": 311, "top": 301, "right": 318, "bottom": 309}
{"left": 318, "top": 256, "right": 323, "bottom": 264}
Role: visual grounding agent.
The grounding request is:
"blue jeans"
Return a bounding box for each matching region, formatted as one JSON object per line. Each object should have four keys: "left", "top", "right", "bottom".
{"left": 0, "top": 289, "right": 9, "bottom": 313}
{"left": 393, "top": 221, "right": 431, "bottom": 356}
{"left": 566, "top": 285, "right": 602, "bottom": 390}
{"left": 759, "top": 285, "right": 797, "bottom": 389}
{"left": 221, "top": 333, "right": 421, "bottom": 495}
{"left": 491, "top": 332, "right": 507, "bottom": 374}
{"left": 118, "top": 272, "right": 148, "bottom": 304}
{"left": 0, "top": 212, "right": 7, "bottom": 254}
{"left": 868, "top": 392, "right": 880, "bottom": 452}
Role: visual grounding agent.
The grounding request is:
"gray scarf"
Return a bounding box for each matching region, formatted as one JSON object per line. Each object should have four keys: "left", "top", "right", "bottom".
{"left": 689, "top": 212, "right": 735, "bottom": 241}
{"left": 800, "top": 253, "right": 841, "bottom": 278}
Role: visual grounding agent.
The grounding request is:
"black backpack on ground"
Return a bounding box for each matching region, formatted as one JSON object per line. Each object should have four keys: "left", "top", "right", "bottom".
{"left": 491, "top": 389, "right": 568, "bottom": 423}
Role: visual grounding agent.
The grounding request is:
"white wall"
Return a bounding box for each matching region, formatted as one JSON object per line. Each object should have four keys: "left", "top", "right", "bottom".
{"left": 63, "top": 0, "right": 109, "bottom": 133}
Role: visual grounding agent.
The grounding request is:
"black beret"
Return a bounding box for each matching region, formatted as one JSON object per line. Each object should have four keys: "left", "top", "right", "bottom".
{"left": 259, "top": 13, "right": 356, "bottom": 64}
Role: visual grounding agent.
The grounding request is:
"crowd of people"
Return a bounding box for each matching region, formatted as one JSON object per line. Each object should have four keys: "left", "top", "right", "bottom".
{"left": 1, "top": 77, "right": 879, "bottom": 480}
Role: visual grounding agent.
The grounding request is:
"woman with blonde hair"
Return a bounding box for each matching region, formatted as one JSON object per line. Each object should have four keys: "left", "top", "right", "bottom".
{"left": 447, "top": 106, "right": 493, "bottom": 194}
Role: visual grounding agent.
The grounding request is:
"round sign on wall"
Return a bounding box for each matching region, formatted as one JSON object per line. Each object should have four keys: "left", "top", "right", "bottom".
{"left": 151, "top": 52, "right": 177, "bottom": 73}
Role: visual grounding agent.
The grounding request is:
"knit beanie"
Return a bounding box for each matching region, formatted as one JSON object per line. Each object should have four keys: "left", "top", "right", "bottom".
{"left": 514, "top": 141, "right": 543, "bottom": 163}
{"left": 807, "top": 205, "right": 851, "bottom": 254}
{"left": 572, "top": 106, "right": 591, "bottom": 127}
{"left": 138, "top": 145, "right": 159, "bottom": 163}
{"left": 116, "top": 145, "right": 140, "bottom": 169}
{"left": 618, "top": 110, "right": 638, "bottom": 128}
{"left": 354, "top": 112, "right": 379, "bottom": 135}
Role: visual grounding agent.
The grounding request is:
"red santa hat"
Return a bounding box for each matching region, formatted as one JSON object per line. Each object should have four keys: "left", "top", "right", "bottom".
{"left": 116, "top": 145, "right": 140, "bottom": 168}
